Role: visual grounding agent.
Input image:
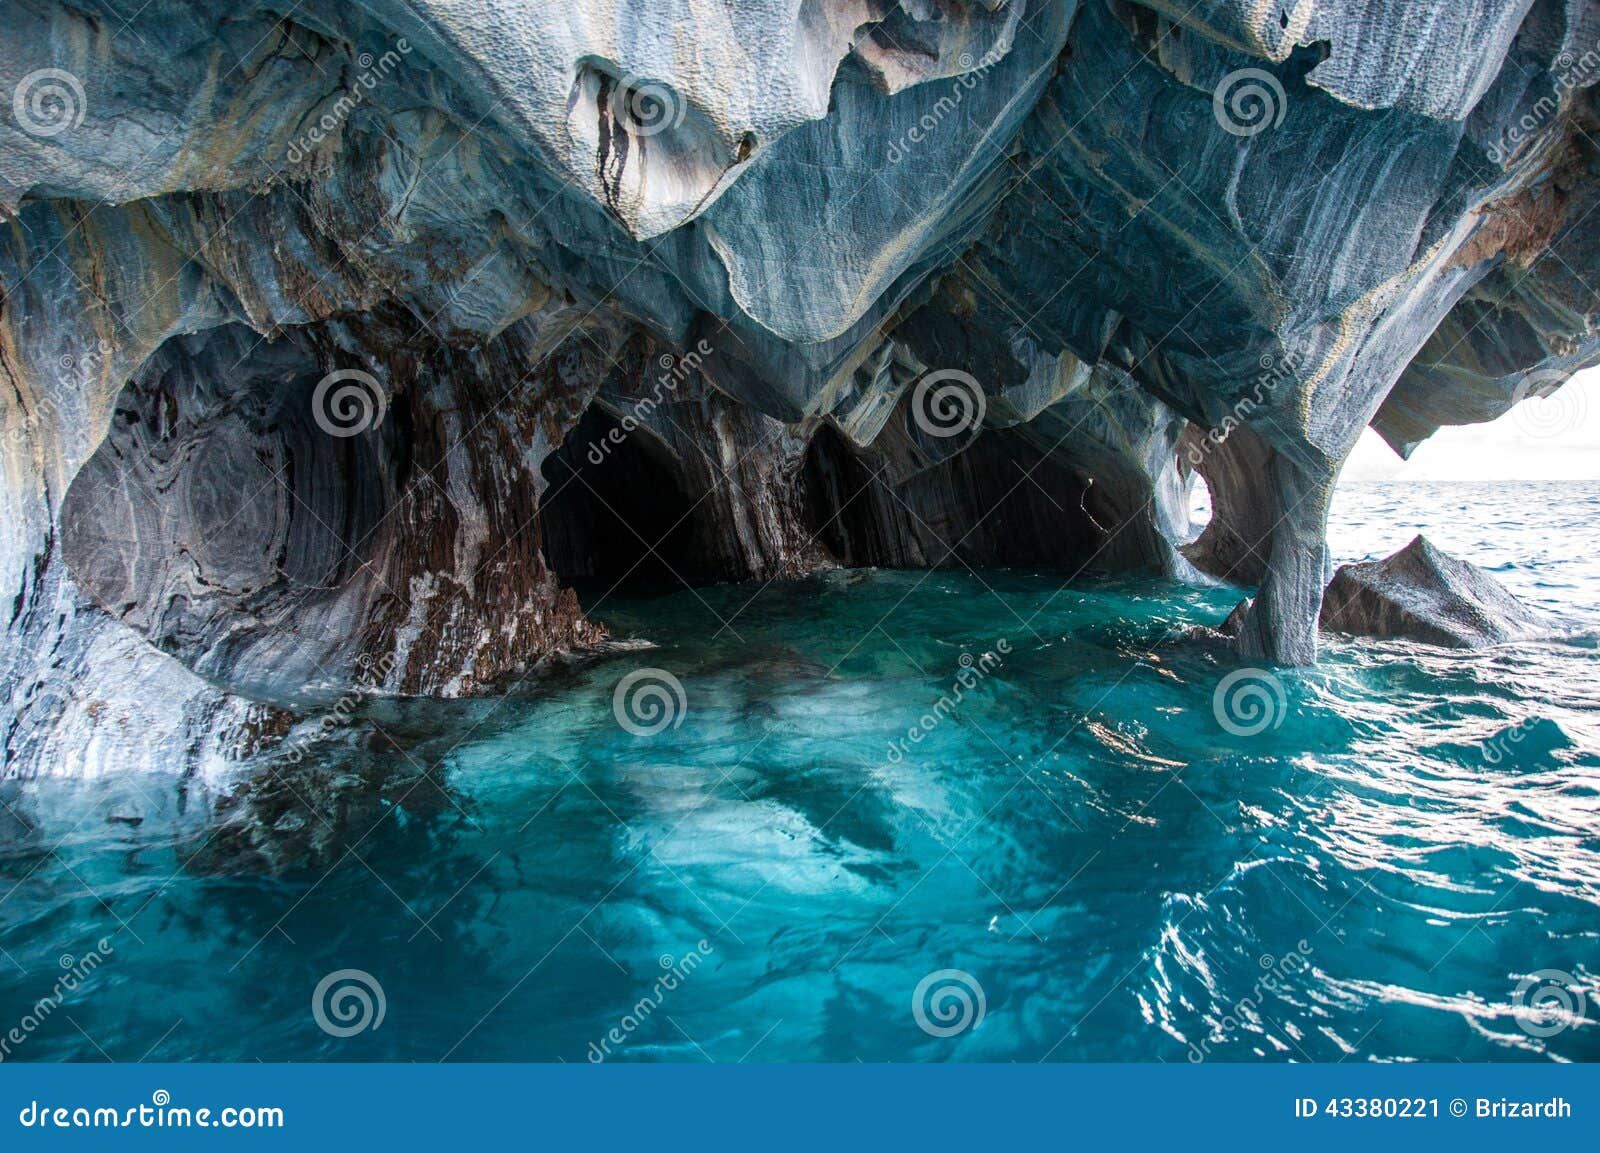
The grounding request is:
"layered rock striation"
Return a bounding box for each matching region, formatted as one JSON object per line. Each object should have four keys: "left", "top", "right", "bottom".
{"left": 3, "top": 0, "right": 1598, "bottom": 777}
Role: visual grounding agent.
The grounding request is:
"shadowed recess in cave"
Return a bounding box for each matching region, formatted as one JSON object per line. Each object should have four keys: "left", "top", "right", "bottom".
{"left": 538, "top": 406, "right": 711, "bottom": 593}
{"left": 802, "top": 423, "right": 1116, "bottom": 572}
{"left": 56, "top": 330, "right": 397, "bottom": 699}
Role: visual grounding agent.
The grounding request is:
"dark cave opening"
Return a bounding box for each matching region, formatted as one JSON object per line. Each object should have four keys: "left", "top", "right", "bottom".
{"left": 538, "top": 402, "right": 1160, "bottom": 600}
{"left": 801, "top": 423, "right": 1122, "bottom": 572}
{"left": 801, "top": 423, "right": 887, "bottom": 566}
{"left": 538, "top": 406, "right": 705, "bottom": 594}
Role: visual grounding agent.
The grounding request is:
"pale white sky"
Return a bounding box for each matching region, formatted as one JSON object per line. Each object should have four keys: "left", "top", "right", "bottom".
{"left": 1343, "top": 367, "right": 1600, "bottom": 481}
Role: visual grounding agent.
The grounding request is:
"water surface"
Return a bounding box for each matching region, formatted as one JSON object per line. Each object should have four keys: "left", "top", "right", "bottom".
{"left": 1, "top": 481, "right": 1596, "bottom": 1061}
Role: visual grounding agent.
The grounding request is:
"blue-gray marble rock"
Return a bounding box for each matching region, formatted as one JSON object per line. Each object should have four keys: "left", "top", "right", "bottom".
{"left": 1320, "top": 535, "right": 1555, "bottom": 648}
{"left": 3, "top": 0, "right": 1598, "bottom": 777}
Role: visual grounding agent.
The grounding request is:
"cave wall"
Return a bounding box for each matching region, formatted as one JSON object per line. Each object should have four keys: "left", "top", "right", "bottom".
{"left": 57, "top": 316, "right": 617, "bottom": 703}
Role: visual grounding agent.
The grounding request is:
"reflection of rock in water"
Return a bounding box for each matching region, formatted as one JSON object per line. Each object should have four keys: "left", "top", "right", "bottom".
{"left": 0, "top": 783, "right": 32, "bottom": 843}
{"left": 704, "top": 648, "right": 831, "bottom": 684}
{"left": 190, "top": 638, "right": 669, "bottom": 876}
{"left": 153, "top": 737, "right": 540, "bottom": 1060}
{"left": 188, "top": 713, "right": 473, "bottom": 877}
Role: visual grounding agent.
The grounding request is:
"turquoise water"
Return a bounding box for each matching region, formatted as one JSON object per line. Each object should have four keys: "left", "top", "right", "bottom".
{"left": 1, "top": 482, "right": 1597, "bottom": 1062}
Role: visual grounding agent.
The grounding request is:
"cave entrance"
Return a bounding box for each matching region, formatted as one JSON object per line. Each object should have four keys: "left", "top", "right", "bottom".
{"left": 538, "top": 406, "right": 703, "bottom": 594}
{"left": 802, "top": 423, "right": 888, "bottom": 566}
{"left": 801, "top": 422, "right": 1130, "bottom": 571}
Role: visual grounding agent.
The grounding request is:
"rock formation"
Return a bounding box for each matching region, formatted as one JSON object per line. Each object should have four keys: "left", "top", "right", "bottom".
{"left": 1320, "top": 535, "right": 1553, "bottom": 648}
{"left": 3, "top": 0, "right": 1598, "bottom": 777}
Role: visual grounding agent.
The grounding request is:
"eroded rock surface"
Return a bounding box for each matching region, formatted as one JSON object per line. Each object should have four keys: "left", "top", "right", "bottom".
{"left": 1320, "top": 535, "right": 1554, "bottom": 648}
{"left": 2, "top": 0, "right": 1598, "bottom": 777}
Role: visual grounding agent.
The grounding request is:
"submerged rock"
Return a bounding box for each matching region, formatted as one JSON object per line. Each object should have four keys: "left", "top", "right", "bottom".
{"left": 1320, "top": 536, "right": 1552, "bottom": 649}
